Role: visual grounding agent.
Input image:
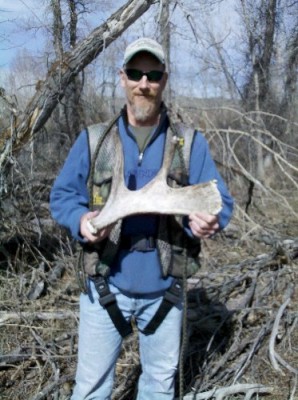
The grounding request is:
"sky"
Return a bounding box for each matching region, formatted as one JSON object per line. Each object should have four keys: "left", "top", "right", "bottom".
{"left": 0, "top": 0, "right": 240, "bottom": 64}
{"left": 0, "top": 0, "right": 128, "bottom": 69}
{"left": 0, "top": 0, "right": 45, "bottom": 67}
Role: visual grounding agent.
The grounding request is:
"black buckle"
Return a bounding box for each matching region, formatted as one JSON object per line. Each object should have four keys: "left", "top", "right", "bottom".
{"left": 92, "top": 276, "right": 133, "bottom": 338}
{"left": 93, "top": 277, "right": 115, "bottom": 307}
{"left": 164, "top": 280, "right": 182, "bottom": 305}
{"left": 132, "top": 236, "right": 155, "bottom": 252}
{"left": 99, "top": 292, "right": 116, "bottom": 307}
{"left": 122, "top": 235, "right": 156, "bottom": 252}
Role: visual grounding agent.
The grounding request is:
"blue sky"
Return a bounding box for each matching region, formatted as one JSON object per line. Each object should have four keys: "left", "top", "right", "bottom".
{"left": 0, "top": 0, "right": 45, "bottom": 67}
{"left": 0, "top": 0, "right": 127, "bottom": 69}
{"left": 0, "top": 0, "right": 240, "bottom": 66}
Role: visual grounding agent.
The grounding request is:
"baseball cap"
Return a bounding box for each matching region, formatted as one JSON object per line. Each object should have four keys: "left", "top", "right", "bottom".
{"left": 123, "top": 37, "right": 165, "bottom": 65}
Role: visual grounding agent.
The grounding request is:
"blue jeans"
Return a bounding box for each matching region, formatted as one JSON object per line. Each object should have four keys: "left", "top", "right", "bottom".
{"left": 71, "top": 280, "right": 183, "bottom": 400}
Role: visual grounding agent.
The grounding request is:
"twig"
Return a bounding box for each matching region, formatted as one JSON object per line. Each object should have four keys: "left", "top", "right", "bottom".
{"left": 289, "top": 373, "right": 297, "bottom": 400}
{"left": 30, "top": 374, "right": 74, "bottom": 400}
{"left": 233, "top": 325, "right": 268, "bottom": 382}
{"left": 181, "top": 383, "right": 273, "bottom": 400}
{"left": 268, "top": 285, "right": 294, "bottom": 373}
{"left": 274, "top": 351, "right": 298, "bottom": 375}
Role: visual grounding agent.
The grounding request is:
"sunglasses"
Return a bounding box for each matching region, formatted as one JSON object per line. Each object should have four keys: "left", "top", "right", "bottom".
{"left": 125, "top": 68, "right": 164, "bottom": 82}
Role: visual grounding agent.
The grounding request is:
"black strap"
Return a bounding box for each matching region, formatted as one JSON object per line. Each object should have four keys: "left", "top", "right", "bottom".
{"left": 142, "top": 279, "right": 183, "bottom": 336}
{"left": 93, "top": 277, "right": 182, "bottom": 337}
{"left": 121, "top": 235, "right": 156, "bottom": 252}
{"left": 92, "top": 276, "right": 133, "bottom": 338}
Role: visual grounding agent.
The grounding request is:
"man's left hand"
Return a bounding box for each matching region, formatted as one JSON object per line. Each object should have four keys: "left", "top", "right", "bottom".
{"left": 189, "top": 212, "right": 219, "bottom": 239}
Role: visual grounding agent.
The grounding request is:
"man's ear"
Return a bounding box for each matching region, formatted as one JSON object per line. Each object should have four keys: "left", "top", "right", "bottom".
{"left": 119, "top": 69, "right": 126, "bottom": 88}
{"left": 161, "top": 71, "right": 168, "bottom": 90}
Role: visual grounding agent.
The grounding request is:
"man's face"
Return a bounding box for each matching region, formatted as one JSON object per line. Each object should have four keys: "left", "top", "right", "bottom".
{"left": 120, "top": 52, "right": 167, "bottom": 125}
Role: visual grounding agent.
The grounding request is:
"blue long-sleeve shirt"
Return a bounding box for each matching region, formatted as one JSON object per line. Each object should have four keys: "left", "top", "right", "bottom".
{"left": 50, "top": 113, "right": 234, "bottom": 294}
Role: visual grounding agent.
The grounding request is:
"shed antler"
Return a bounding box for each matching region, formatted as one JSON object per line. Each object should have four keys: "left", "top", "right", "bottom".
{"left": 88, "top": 131, "right": 222, "bottom": 233}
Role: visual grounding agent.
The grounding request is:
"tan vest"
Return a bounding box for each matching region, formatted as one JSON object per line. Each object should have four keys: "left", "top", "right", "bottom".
{"left": 81, "top": 114, "right": 201, "bottom": 283}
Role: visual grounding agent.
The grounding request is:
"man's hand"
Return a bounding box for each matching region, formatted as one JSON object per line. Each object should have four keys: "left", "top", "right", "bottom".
{"left": 80, "top": 211, "right": 114, "bottom": 243}
{"left": 189, "top": 212, "right": 219, "bottom": 239}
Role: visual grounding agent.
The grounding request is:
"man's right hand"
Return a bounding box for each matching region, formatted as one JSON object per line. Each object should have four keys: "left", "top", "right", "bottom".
{"left": 80, "top": 211, "right": 114, "bottom": 243}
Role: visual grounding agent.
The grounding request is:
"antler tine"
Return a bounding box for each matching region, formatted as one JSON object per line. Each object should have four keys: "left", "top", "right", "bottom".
{"left": 149, "top": 132, "right": 177, "bottom": 183}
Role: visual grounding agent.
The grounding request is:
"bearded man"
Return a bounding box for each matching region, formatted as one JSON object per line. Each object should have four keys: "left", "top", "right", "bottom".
{"left": 50, "top": 37, "right": 234, "bottom": 400}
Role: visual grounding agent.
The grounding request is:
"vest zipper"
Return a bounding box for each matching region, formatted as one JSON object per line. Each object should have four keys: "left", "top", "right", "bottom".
{"left": 138, "top": 134, "right": 152, "bottom": 166}
{"left": 138, "top": 152, "right": 144, "bottom": 165}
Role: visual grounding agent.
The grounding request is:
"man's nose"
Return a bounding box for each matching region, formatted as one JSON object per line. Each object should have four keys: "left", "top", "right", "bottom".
{"left": 138, "top": 75, "right": 150, "bottom": 89}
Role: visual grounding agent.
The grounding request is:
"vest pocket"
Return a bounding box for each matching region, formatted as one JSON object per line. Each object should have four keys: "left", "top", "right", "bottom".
{"left": 92, "top": 173, "right": 112, "bottom": 210}
{"left": 168, "top": 243, "right": 201, "bottom": 278}
{"left": 81, "top": 242, "right": 111, "bottom": 278}
{"left": 167, "top": 216, "right": 201, "bottom": 278}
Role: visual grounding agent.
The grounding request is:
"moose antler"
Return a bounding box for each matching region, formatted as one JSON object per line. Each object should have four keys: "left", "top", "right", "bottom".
{"left": 88, "top": 131, "right": 222, "bottom": 233}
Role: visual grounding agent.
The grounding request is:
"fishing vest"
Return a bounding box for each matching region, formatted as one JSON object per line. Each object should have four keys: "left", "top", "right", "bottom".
{"left": 80, "top": 112, "right": 202, "bottom": 287}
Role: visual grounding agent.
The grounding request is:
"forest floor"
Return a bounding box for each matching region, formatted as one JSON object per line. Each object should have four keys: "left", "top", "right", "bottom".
{"left": 0, "top": 190, "right": 297, "bottom": 400}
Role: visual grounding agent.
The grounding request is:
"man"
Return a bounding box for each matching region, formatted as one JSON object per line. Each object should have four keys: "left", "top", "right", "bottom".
{"left": 50, "top": 37, "right": 234, "bottom": 400}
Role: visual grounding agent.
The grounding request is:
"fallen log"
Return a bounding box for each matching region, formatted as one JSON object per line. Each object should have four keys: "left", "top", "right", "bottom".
{"left": 0, "top": 310, "right": 78, "bottom": 324}
{"left": 180, "top": 383, "right": 273, "bottom": 400}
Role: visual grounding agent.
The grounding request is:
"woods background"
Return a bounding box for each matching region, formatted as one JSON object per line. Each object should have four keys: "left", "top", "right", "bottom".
{"left": 0, "top": 1, "right": 297, "bottom": 399}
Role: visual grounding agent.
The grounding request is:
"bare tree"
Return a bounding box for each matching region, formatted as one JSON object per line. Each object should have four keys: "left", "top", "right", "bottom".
{"left": 204, "top": 27, "right": 243, "bottom": 102}
{"left": 50, "top": 0, "right": 86, "bottom": 144}
{"left": 240, "top": 0, "right": 278, "bottom": 110}
{"left": 0, "top": 0, "right": 155, "bottom": 171}
{"left": 281, "top": 23, "right": 298, "bottom": 135}
{"left": 158, "top": 0, "right": 172, "bottom": 103}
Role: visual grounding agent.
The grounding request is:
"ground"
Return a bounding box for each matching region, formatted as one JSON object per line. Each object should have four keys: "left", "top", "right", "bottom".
{"left": 0, "top": 192, "right": 297, "bottom": 400}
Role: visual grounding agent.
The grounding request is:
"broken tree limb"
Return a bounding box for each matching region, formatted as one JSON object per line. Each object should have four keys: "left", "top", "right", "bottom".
{"left": 268, "top": 284, "right": 298, "bottom": 374}
{"left": 0, "top": 232, "right": 296, "bottom": 398}
{"left": 0, "top": 0, "right": 155, "bottom": 170}
{"left": 0, "top": 310, "right": 78, "bottom": 325}
{"left": 30, "top": 374, "right": 74, "bottom": 400}
{"left": 180, "top": 383, "right": 273, "bottom": 400}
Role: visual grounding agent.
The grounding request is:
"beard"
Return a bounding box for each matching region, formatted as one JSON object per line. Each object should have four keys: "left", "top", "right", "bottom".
{"left": 128, "top": 93, "right": 160, "bottom": 123}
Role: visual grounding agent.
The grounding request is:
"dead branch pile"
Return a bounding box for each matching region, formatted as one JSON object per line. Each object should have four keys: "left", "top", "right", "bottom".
{"left": 0, "top": 110, "right": 297, "bottom": 398}
{"left": 1, "top": 226, "right": 296, "bottom": 400}
{"left": 181, "top": 235, "right": 298, "bottom": 399}
{"left": 110, "top": 234, "right": 298, "bottom": 400}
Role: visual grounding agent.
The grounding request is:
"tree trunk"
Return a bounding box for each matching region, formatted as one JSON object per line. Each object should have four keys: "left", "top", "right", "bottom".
{"left": 51, "top": 0, "right": 86, "bottom": 144}
{"left": 241, "top": 0, "right": 277, "bottom": 110}
{"left": 281, "top": 28, "right": 298, "bottom": 139}
{"left": 0, "top": 0, "right": 154, "bottom": 170}
{"left": 51, "top": 0, "right": 64, "bottom": 60}
{"left": 159, "top": 0, "right": 172, "bottom": 104}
